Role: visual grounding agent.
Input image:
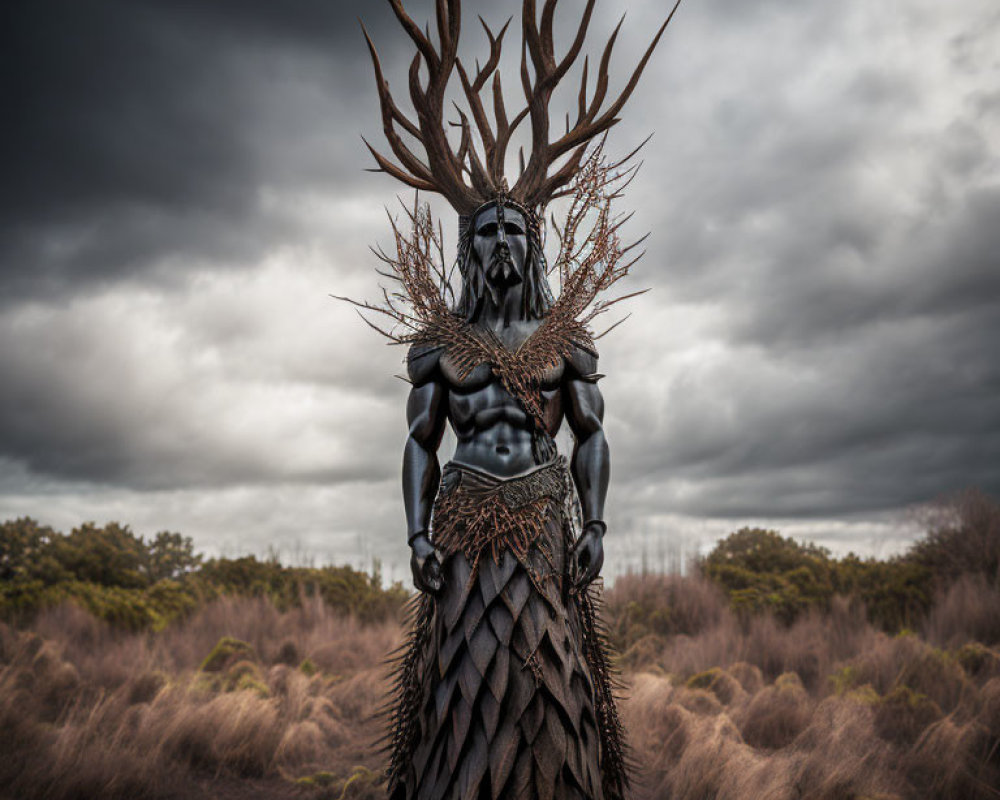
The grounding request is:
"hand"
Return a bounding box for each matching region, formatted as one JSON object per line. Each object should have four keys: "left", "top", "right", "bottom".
{"left": 571, "top": 521, "right": 606, "bottom": 588}
{"left": 409, "top": 534, "right": 444, "bottom": 596}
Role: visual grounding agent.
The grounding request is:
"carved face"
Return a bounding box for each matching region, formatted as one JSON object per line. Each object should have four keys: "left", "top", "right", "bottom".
{"left": 473, "top": 202, "right": 528, "bottom": 292}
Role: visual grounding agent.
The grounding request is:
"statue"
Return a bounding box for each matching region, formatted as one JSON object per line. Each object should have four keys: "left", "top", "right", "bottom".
{"left": 346, "top": 2, "right": 681, "bottom": 798}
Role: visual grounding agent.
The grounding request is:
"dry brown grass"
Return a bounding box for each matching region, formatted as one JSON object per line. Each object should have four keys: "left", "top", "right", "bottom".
{"left": 3, "top": 577, "right": 1000, "bottom": 799}
{"left": 0, "top": 597, "right": 397, "bottom": 800}
{"left": 606, "top": 573, "right": 1000, "bottom": 800}
{"left": 923, "top": 574, "right": 1000, "bottom": 649}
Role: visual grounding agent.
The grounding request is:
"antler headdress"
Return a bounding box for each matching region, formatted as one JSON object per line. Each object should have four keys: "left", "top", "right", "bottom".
{"left": 362, "top": 0, "right": 682, "bottom": 216}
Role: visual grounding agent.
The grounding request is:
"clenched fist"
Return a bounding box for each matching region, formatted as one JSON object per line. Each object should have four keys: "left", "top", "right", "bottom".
{"left": 571, "top": 520, "right": 606, "bottom": 588}
{"left": 409, "top": 533, "right": 444, "bottom": 595}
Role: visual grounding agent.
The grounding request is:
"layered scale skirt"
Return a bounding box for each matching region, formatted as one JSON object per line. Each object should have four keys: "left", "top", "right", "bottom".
{"left": 384, "top": 459, "right": 628, "bottom": 800}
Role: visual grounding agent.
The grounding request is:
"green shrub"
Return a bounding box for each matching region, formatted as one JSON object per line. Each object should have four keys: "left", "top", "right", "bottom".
{"left": 700, "top": 528, "right": 834, "bottom": 623}
{"left": 0, "top": 518, "right": 407, "bottom": 631}
{"left": 299, "top": 658, "right": 318, "bottom": 677}
{"left": 699, "top": 526, "right": 938, "bottom": 631}
{"left": 200, "top": 636, "right": 257, "bottom": 673}
{"left": 833, "top": 554, "right": 933, "bottom": 632}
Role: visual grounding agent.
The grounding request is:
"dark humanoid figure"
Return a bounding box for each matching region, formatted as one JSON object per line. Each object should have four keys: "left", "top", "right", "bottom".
{"left": 404, "top": 199, "right": 609, "bottom": 596}
{"left": 352, "top": 2, "right": 681, "bottom": 798}
{"left": 399, "top": 197, "right": 614, "bottom": 800}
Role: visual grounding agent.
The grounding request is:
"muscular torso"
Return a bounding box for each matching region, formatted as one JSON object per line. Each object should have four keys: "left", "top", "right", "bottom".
{"left": 404, "top": 315, "right": 606, "bottom": 541}
{"left": 440, "top": 319, "right": 563, "bottom": 476}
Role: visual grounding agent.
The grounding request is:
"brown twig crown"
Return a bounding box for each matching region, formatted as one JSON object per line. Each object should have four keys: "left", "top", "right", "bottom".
{"left": 334, "top": 137, "right": 648, "bottom": 348}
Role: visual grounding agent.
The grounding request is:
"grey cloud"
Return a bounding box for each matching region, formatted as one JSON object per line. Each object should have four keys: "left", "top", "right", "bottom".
{"left": 605, "top": 294, "right": 1000, "bottom": 517}
{"left": 713, "top": 186, "right": 1000, "bottom": 353}
{"left": 0, "top": 264, "right": 410, "bottom": 490}
{"left": 3, "top": 0, "right": 587, "bottom": 304}
{"left": 2, "top": 0, "right": 393, "bottom": 302}
{"left": 2, "top": 0, "right": 997, "bottom": 564}
{"left": 572, "top": 0, "right": 1000, "bottom": 525}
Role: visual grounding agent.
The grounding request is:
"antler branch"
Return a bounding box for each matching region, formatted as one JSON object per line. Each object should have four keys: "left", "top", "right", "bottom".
{"left": 456, "top": 17, "right": 512, "bottom": 185}
{"left": 362, "top": 0, "right": 680, "bottom": 214}
{"left": 363, "top": 0, "right": 485, "bottom": 213}
{"left": 512, "top": 0, "right": 682, "bottom": 209}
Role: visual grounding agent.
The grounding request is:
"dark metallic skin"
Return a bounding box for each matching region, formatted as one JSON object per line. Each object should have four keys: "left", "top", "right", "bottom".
{"left": 404, "top": 202, "right": 609, "bottom": 595}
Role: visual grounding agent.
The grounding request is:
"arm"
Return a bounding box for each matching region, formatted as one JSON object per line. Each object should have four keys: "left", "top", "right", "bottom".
{"left": 403, "top": 380, "right": 447, "bottom": 542}
{"left": 402, "top": 346, "right": 448, "bottom": 593}
{"left": 563, "top": 348, "right": 610, "bottom": 586}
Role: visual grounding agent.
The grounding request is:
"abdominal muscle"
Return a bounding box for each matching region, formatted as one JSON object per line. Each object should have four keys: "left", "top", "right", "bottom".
{"left": 451, "top": 421, "right": 537, "bottom": 477}
{"left": 448, "top": 381, "right": 548, "bottom": 477}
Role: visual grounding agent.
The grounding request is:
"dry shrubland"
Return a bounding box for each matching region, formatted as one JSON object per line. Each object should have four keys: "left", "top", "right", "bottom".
{"left": 2, "top": 491, "right": 999, "bottom": 798}
{"left": 2, "top": 577, "right": 998, "bottom": 799}
{"left": 615, "top": 572, "right": 1000, "bottom": 800}
{"left": 0, "top": 598, "right": 394, "bottom": 800}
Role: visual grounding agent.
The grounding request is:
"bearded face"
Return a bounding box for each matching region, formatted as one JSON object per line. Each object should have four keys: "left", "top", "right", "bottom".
{"left": 472, "top": 203, "right": 528, "bottom": 301}
{"left": 454, "top": 200, "right": 552, "bottom": 322}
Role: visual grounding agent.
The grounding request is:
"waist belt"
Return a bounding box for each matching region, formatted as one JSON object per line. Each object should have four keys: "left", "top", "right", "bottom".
{"left": 432, "top": 458, "right": 570, "bottom": 569}
{"left": 440, "top": 458, "right": 568, "bottom": 508}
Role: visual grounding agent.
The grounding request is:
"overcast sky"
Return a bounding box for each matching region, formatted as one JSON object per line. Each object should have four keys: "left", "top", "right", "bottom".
{"left": 3, "top": 0, "right": 998, "bottom": 581}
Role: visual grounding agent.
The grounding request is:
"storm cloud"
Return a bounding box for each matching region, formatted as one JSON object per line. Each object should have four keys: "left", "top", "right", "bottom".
{"left": 2, "top": 0, "right": 997, "bottom": 576}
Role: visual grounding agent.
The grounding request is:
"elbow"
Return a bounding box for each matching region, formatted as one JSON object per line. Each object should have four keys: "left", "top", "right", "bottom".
{"left": 589, "top": 426, "right": 609, "bottom": 451}
{"left": 408, "top": 415, "right": 434, "bottom": 446}
{"left": 407, "top": 408, "right": 445, "bottom": 450}
{"left": 574, "top": 426, "right": 608, "bottom": 457}
{"left": 573, "top": 409, "right": 606, "bottom": 443}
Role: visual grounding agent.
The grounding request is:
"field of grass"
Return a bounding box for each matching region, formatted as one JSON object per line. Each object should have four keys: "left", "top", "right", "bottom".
{"left": 1, "top": 572, "right": 998, "bottom": 799}
{"left": 2, "top": 491, "right": 999, "bottom": 799}
{"left": 614, "top": 573, "right": 1000, "bottom": 799}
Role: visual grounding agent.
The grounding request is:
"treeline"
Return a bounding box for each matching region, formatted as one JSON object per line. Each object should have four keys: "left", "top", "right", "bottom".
{"left": 0, "top": 518, "right": 407, "bottom": 630}
{"left": 698, "top": 488, "right": 1000, "bottom": 632}
{"left": 2, "top": 488, "right": 997, "bottom": 636}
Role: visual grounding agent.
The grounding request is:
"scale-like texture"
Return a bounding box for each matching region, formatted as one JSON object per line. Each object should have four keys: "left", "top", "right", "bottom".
{"left": 386, "top": 462, "right": 627, "bottom": 800}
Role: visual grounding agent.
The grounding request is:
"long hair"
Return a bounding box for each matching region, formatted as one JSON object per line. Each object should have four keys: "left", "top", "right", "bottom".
{"left": 452, "top": 200, "right": 555, "bottom": 323}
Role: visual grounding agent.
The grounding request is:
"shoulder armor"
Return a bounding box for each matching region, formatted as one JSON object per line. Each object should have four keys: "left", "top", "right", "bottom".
{"left": 565, "top": 340, "right": 601, "bottom": 382}
{"left": 406, "top": 343, "right": 444, "bottom": 386}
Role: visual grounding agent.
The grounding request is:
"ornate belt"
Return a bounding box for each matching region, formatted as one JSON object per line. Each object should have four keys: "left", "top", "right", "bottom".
{"left": 439, "top": 459, "right": 568, "bottom": 508}
{"left": 431, "top": 459, "right": 570, "bottom": 568}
